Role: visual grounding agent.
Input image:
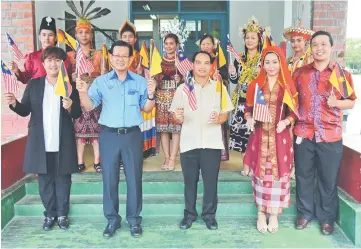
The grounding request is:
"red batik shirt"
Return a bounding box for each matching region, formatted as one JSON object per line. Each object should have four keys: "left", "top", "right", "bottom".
{"left": 293, "top": 61, "right": 357, "bottom": 143}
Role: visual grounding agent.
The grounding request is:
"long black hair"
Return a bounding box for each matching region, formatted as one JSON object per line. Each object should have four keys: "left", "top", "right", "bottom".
{"left": 242, "top": 32, "right": 263, "bottom": 62}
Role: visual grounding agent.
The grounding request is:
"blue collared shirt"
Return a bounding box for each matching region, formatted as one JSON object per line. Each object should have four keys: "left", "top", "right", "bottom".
{"left": 88, "top": 70, "right": 148, "bottom": 128}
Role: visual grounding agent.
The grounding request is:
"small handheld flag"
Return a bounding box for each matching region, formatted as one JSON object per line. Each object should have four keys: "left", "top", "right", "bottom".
{"left": 149, "top": 40, "right": 162, "bottom": 77}
{"left": 176, "top": 50, "right": 193, "bottom": 77}
{"left": 55, "top": 61, "right": 72, "bottom": 97}
{"left": 6, "top": 33, "right": 24, "bottom": 62}
{"left": 1, "top": 60, "right": 19, "bottom": 93}
{"left": 226, "top": 35, "right": 240, "bottom": 63}
{"left": 183, "top": 71, "right": 197, "bottom": 111}
{"left": 139, "top": 41, "right": 150, "bottom": 68}
{"left": 329, "top": 62, "right": 354, "bottom": 98}
{"left": 57, "top": 29, "right": 76, "bottom": 51}
{"left": 253, "top": 83, "right": 272, "bottom": 123}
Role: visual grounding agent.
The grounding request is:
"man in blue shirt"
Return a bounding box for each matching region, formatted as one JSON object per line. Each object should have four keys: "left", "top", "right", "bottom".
{"left": 76, "top": 40, "right": 156, "bottom": 238}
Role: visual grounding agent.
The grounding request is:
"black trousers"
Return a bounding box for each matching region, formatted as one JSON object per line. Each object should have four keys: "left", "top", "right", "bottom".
{"left": 294, "top": 137, "right": 343, "bottom": 224}
{"left": 180, "top": 149, "right": 221, "bottom": 221}
{"left": 37, "top": 152, "right": 72, "bottom": 218}
{"left": 99, "top": 126, "right": 143, "bottom": 226}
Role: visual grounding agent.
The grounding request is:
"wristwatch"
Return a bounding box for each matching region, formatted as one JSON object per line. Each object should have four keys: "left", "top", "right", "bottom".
{"left": 148, "top": 95, "right": 155, "bottom": 101}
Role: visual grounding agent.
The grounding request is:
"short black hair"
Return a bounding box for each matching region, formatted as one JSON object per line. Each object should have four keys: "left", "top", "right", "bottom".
{"left": 199, "top": 34, "right": 215, "bottom": 46}
{"left": 164, "top": 33, "right": 179, "bottom": 45}
{"left": 192, "top": 51, "right": 212, "bottom": 63}
{"left": 311, "top": 30, "right": 334, "bottom": 46}
{"left": 109, "top": 40, "right": 133, "bottom": 57}
{"left": 41, "top": 47, "right": 67, "bottom": 62}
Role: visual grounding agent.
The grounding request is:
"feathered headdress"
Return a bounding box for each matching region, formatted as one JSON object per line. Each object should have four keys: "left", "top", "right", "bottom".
{"left": 160, "top": 17, "right": 191, "bottom": 50}
{"left": 58, "top": 0, "right": 114, "bottom": 42}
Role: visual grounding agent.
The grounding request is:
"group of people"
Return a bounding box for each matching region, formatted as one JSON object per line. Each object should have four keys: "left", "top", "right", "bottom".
{"left": 3, "top": 13, "right": 357, "bottom": 240}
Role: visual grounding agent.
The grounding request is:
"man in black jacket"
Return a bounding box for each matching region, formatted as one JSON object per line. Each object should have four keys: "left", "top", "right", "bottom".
{"left": 4, "top": 47, "right": 81, "bottom": 231}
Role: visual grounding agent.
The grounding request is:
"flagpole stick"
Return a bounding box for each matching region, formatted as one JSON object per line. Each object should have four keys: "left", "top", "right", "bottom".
{"left": 175, "top": 50, "right": 178, "bottom": 76}
{"left": 279, "top": 101, "right": 284, "bottom": 123}
{"left": 251, "top": 84, "right": 258, "bottom": 132}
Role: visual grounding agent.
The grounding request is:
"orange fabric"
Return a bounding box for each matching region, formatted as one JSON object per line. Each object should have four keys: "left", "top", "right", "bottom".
{"left": 75, "top": 21, "right": 92, "bottom": 33}
{"left": 246, "top": 46, "right": 298, "bottom": 111}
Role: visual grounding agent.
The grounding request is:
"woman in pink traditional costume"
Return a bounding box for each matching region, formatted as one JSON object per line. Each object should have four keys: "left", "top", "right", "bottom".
{"left": 243, "top": 46, "right": 298, "bottom": 233}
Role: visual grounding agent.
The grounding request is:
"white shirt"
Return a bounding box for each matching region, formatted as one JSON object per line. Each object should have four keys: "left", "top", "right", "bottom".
{"left": 169, "top": 78, "right": 234, "bottom": 153}
{"left": 43, "top": 78, "right": 61, "bottom": 152}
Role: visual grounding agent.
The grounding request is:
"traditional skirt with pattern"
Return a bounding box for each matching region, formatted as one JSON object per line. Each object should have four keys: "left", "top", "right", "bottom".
{"left": 74, "top": 106, "right": 101, "bottom": 143}
{"left": 155, "top": 89, "right": 181, "bottom": 133}
{"left": 229, "top": 101, "right": 250, "bottom": 153}
{"left": 140, "top": 107, "right": 157, "bottom": 158}
{"left": 252, "top": 161, "right": 291, "bottom": 215}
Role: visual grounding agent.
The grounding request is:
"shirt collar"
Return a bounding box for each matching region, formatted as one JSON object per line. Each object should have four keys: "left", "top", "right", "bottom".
{"left": 310, "top": 61, "right": 335, "bottom": 71}
{"left": 193, "top": 77, "right": 212, "bottom": 86}
{"left": 109, "top": 70, "right": 134, "bottom": 81}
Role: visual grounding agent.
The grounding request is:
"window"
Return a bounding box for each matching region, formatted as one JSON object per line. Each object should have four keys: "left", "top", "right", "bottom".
{"left": 180, "top": 1, "right": 227, "bottom": 12}
{"left": 132, "top": 1, "right": 178, "bottom": 13}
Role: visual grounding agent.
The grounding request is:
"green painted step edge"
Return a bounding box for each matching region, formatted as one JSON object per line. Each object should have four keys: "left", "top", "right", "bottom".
{"left": 337, "top": 189, "right": 361, "bottom": 247}
{"left": 25, "top": 181, "right": 297, "bottom": 195}
{"left": 14, "top": 194, "right": 297, "bottom": 217}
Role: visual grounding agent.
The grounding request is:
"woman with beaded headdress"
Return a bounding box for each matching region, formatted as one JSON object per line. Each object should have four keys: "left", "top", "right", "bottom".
{"left": 155, "top": 32, "right": 183, "bottom": 171}
{"left": 283, "top": 20, "right": 314, "bottom": 76}
{"left": 243, "top": 46, "right": 298, "bottom": 233}
{"left": 58, "top": 0, "right": 111, "bottom": 172}
{"left": 198, "top": 34, "right": 230, "bottom": 161}
{"left": 228, "top": 16, "right": 264, "bottom": 175}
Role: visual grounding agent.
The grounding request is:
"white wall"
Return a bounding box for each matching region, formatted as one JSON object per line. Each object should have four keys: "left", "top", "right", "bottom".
{"left": 34, "top": 0, "right": 129, "bottom": 49}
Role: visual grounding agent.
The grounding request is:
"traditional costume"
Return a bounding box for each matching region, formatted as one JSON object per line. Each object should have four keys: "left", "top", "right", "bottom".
{"left": 229, "top": 17, "right": 263, "bottom": 153}
{"left": 120, "top": 20, "right": 157, "bottom": 159}
{"left": 243, "top": 46, "right": 298, "bottom": 215}
{"left": 60, "top": 2, "right": 111, "bottom": 172}
{"left": 16, "top": 16, "right": 71, "bottom": 84}
{"left": 283, "top": 21, "right": 314, "bottom": 75}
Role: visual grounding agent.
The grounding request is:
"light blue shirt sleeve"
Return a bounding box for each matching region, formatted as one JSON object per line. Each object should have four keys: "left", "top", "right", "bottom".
{"left": 88, "top": 77, "right": 102, "bottom": 108}
{"left": 139, "top": 77, "right": 148, "bottom": 109}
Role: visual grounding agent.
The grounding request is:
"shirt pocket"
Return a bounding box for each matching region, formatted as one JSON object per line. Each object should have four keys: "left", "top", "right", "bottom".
{"left": 127, "top": 89, "right": 139, "bottom": 106}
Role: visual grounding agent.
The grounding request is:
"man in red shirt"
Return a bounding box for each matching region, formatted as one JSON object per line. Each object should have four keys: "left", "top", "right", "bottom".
{"left": 293, "top": 30, "right": 357, "bottom": 235}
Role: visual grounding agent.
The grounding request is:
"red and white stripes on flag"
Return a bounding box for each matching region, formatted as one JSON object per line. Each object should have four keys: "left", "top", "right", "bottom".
{"left": 227, "top": 35, "right": 240, "bottom": 63}
{"left": 176, "top": 50, "right": 193, "bottom": 77}
{"left": 183, "top": 71, "right": 197, "bottom": 111}
{"left": 3, "top": 73, "right": 19, "bottom": 93}
{"left": 253, "top": 83, "right": 272, "bottom": 123}
{"left": 6, "top": 33, "right": 24, "bottom": 63}
{"left": 76, "top": 45, "right": 94, "bottom": 76}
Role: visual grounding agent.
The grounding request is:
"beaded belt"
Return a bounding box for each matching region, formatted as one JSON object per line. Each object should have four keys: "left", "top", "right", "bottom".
{"left": 158, "top": 80, "right": 176, "bottom": 90}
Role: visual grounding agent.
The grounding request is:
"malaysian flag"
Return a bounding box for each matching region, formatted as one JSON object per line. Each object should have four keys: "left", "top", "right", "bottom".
{"left": 76, "top": 43, "right": 94, "bottom": 76}
{"left": 1, "top": 60, "right": 19, "bottom": 93}
{"left": 226, "top": 35, "right": 240, "bottom": 63}
{"left": 253, "top": 83, "right": 272, "bottom": 123}
{"left": 183, "top": 71, "right": 197, "bottom": 111}
{"left": 6, "top": 33, "right": 24, "bottom": 62}
{"left": 176, "top": 50, "right": 193, "bottom": 77}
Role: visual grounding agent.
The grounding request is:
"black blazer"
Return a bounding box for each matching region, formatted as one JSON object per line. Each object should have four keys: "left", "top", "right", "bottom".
{"left": 10, "top": 77, "right": 81, "bottom": 175}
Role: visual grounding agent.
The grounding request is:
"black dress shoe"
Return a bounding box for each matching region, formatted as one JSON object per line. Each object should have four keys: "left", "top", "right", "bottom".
{"left": 103, "top": 223, "right": 121, "bottom": 238}
{"left": 58, "top": 216, "right": 69, "bottom": 230}
{"left": 179, "top": 217, "right": 193, "bottom": 230}
{"left": 43, "top": 217, "right": 56, "bottom": 231}
{"left": 321, "top": 223, "right": 334, "bottom": 235}
{"left": 130, "top": 224, "right": 142, "bottom": 237}
{"left": 205, "top": 219, "right": 218, "bottom": 230}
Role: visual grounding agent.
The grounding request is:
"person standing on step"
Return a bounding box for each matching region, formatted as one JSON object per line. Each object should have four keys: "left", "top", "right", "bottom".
{"left": 228, "top": 16, "right": 264, "bottom": 176}
{"left": 76, "top": 40, "right": 156, "bottom": 238}
{"left": 243, "top": 46, "right": 298, "bottom": 233}
{"left": 8, "top": 16, "right": 71, "bottom": 84}
{"left": 170, "top": 51, "right": 234, "bottom": 230}
{"left": 119, "top": 20, "right": 157, "bottom": 164}
{"left": 293, "top": 31, "right": 356, "bottom": 235}
{"left": 155, "top": 33, "right": 183, "bottom": 171}
{"left": 283, "top": 20, "right": 314, "bottom": 180}
{"left": 198, "top": 34, "right": 229, "bottom": 161}
{"left": 4, "top": 47, "right": 81, "bottom": 231}
{"left": 66, "top": 10, "right": 109, "bottom": 173}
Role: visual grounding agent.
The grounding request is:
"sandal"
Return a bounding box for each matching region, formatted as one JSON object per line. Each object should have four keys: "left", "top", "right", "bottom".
{"left": 267, "top": 215, "right": 279, "bottom": 233}
{"left": 240, "top": 166, "right": 253, "bottom": 177}
{"left": 94, "top": 163, "right": 102, "bottom": 173}
{"left": 161, "top": 158, "right": 169, "bottom": 170}
{"left": 257, "top": 212, "right": 267, "bottom": 233}
{"left": 165, "top": 158, "right": 176, "bottom": 171}
{"left": 78, "top": 164, "right": 86, "bottom": 172}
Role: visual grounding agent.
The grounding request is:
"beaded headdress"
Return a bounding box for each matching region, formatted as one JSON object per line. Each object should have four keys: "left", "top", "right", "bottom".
{"left": 283, "top": 20, "right": 314, "bottom": 41}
